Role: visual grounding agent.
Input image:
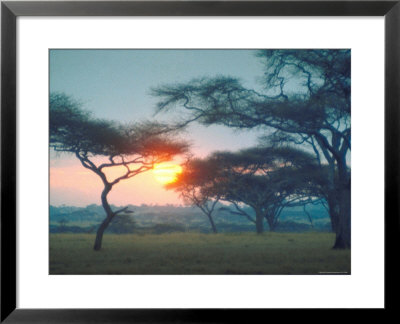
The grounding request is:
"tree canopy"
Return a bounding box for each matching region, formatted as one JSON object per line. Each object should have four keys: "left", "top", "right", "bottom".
{"left": 152, "top": 49, "right": 351, "bottom": 248}
{"left": 169, "top": 146, "right": 322, "bottom": 233}
{"left": 50, "top": 92, "right": 189, "bottom": 250}
{"left": 152, "top": 50, "right": 350, "bottom": 155}
{"left": 50, "top": 93, "right": 188, "bottom": 161}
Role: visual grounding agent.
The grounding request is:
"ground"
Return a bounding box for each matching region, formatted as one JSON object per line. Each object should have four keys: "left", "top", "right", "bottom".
{"left": 49, "top": 232, "right": 350, "bottom": 275}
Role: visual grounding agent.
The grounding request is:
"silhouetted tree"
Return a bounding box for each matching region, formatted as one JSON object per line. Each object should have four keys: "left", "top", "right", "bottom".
{"left": 58, "top": 218, "right": 69, "bottom": 232}
{"left": 152, "top": 49, "right": 350, "bottom": 248}
{"left": 167, "top": 158, "right": 220, "bottom": 233}
{"left": 217, "top": 147, "right": 322, "bottom": 233}
{"left": 50, "top": 93, "right": 189, "bottom": 250}
{"left": 173, "top": 146, "right": 320, "bottom": 234}
{"left": 107, "top": 213, "right": 136, "bottom": 234}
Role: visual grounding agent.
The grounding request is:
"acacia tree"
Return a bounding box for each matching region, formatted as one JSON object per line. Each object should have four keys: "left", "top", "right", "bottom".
{"left": 216, "top": 147, "right": 321, "bottom": 233}
{"left": 166, "top": 158, "right": 220, "bottom": 233}
{"left": 152, "top": 49, "right": 351, "bottom": 248}
{"left": 50, "top": 93, "right": 188, "bottom": 250}
{"left": 174, "top": 146, "right": 319, "bottom": 234}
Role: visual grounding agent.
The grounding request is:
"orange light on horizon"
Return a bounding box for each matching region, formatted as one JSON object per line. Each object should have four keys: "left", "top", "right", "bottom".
{"left": 153, "top": 163, "right": 183, "bottom": 184}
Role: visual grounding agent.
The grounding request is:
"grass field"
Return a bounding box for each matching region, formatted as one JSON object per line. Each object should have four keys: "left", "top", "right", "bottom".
{"left": 49, "top": 232, "right": 350, "bottom": 275}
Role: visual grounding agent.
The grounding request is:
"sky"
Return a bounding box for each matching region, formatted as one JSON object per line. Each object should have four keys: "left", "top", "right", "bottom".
{"left": 49, "top": 49, "right": 267, "bottom": 206}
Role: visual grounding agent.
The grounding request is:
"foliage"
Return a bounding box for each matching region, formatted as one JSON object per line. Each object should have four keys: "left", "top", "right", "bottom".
{"left": 50, "top": 93, "right": 189, "bottom": 159}
{"left": 50, "top": 92, "right": 189, "bottom": 250}
{"left": 107, "top": 214, "right": 136, "bottom": 234}
{"left": 57, "top": 218, "right": 69, "bottom": 231}
{"left": 166, "top": 157, "right": 222, "bottom": 233}
{"left": 168, "top": 146, "right": 323, "bottom": 233}
{"left": 152, "top": 49, "right": 351, "bottom": 248}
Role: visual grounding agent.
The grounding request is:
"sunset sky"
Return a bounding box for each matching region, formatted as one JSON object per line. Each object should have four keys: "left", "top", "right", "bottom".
{"left": 50, "top": 49, "right": 266, "bottom": 206}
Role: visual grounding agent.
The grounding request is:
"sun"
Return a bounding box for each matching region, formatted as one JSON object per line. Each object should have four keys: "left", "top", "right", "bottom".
{"left": 153, "top": 163, "right": 183, "bottom": 184}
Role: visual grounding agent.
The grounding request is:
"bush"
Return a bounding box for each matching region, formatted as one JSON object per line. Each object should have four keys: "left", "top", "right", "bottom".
{"left": 107, "top": 214, "right": 136, "bottom": 234}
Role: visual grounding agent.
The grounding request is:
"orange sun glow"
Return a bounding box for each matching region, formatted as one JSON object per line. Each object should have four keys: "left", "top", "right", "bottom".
{"left": 153, "top": 163, "right": 183, "bottom": 184}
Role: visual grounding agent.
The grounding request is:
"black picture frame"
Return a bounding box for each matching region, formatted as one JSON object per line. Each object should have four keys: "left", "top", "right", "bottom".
{"left": 1, "top": 0, "right": 398, "bottom": 322}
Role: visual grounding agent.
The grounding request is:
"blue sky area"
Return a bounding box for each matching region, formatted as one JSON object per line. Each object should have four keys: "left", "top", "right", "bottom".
{"left": 50, "top": 49, "right": 266, "bottom": 160}
{"left": 50, "top": 50, "right": 271, "bottom": 206}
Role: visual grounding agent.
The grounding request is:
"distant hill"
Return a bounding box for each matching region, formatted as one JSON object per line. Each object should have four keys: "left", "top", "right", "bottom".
{"left": 49, "top": 202, "right": 331, "bottom": 234}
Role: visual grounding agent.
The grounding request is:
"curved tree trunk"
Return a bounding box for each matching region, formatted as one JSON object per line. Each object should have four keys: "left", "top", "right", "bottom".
{"left": 255, "top": 208, "right": 264, "bottom": 234}
{"left": 94, "top": 215, "right": 113, "bottom": 250}
{"left": 206, "top": 213, "right": 218, "bottom": 233}
{"left": 94, "top": 184, "right": 114, "bottom": 251}
{"left": 265, "top": 214, "right": 276, "bottom": 232}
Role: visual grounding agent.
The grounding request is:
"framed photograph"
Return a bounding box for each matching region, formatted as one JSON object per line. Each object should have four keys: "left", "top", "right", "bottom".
{"left": 1, "top": 0, "right": 398, "bottom": 321}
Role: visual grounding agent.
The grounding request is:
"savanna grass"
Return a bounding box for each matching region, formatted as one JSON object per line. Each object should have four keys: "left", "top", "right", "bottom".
{"left": 49, "top": 232, "right": 350, "bottom": 275}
